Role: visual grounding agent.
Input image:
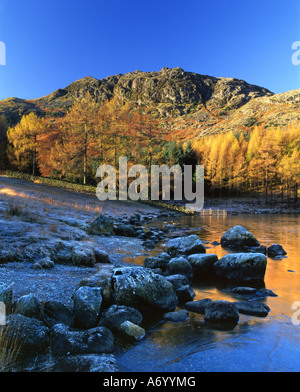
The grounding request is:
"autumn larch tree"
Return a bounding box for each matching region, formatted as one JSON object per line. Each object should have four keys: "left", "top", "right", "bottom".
{"left": 7, "top": 112, "right": 45, "bottom": 175}
{"left": 53, "top": 92, "right": 99, "bottom": 184}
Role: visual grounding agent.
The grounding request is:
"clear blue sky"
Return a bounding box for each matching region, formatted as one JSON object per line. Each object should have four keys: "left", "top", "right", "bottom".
{"left": 0, "top": 0, "right": 300, "bottom": 100}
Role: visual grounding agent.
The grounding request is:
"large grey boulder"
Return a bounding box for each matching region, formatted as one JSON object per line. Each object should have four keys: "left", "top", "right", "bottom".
{"left": 50, "top": 324, "right": 114, "bottom": 355}
{"left": 221, "top": 226, "right": 260, "bottom": 249}
{"left": 2, "top": 314, "right": 49, "bottom": 357}
{"left": 73, "top": 286, "right": 103, "bottom": 329}
{"left": 166, "top": 235, "right": 206, "bottom": 257}
{"left": 214, "top": 253, "right": 267, "bottom": 282}
{"left": 187, "top": 254, "right": 218, "bottom": 276}
{"left": 111, "top": 267, "right": 178, "bottom": 313}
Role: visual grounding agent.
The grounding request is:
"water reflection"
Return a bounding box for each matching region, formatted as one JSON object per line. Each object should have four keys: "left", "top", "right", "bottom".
{"left": 118, "top": 213, "right": 300, "bottom": 372}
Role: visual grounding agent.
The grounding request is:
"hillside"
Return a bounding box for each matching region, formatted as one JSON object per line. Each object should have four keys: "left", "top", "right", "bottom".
{"left": 1, "top": 67, "right": 300, "bottom": 140}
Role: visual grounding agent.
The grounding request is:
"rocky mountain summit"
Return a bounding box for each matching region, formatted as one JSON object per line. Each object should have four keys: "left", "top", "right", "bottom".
{"left": 1, "top": 67, "right": 299, "bottom": 138}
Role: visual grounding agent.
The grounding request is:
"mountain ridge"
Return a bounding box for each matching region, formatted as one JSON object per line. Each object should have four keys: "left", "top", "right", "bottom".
{"left": 1, "top": 67, "right": 299, "bottom": 139}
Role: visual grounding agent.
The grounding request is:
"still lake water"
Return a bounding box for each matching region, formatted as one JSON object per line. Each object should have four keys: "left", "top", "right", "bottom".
{"left": 116, "top": 213, "right": 300, "bottom": 372}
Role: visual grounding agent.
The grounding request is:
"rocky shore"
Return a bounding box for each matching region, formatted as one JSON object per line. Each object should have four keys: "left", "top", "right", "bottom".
{"left": 0, "top": 176, "right": 288, "bottom": 372}
{"left": 0, "top": 209, "right": 283, "bottom": 371}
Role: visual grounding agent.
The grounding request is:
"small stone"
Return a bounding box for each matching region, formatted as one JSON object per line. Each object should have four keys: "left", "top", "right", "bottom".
{"left": 231, "top": 287, "right": 257, "bottom": 295}
{"left": 119, "top": 321, "right": 146, "bottom": 341}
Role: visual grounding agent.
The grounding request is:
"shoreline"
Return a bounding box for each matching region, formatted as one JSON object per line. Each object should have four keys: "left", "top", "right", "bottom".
{"left": 1, "top": 173, "right": 299, "bottom": 217}
{"left": 0, "top": 175, "right": 298, "bottom": 372}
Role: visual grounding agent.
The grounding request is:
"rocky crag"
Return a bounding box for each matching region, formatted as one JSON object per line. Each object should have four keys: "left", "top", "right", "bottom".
{"left": 1, "top": 67, "right": 299, "bottom": 141}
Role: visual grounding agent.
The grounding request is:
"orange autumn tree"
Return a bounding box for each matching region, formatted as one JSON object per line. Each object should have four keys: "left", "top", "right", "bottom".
{"left": 193, "top": 123, "right": 300, "bottom": 202}
{"left": 50, "top": 92, "right": 99, "bottom": 184}
{"left": 7, "top": 112, "right": 45, "bottom": 175}
{"left": 93, "top": 97, "right": 134, "bottom": 166}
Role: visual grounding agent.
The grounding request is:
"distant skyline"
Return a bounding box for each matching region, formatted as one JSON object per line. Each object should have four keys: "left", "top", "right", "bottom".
{"left": 0, "top": 0, "right": 300, "bottom": 101}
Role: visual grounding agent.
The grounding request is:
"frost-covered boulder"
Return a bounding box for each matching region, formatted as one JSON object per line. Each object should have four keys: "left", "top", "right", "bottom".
{"left": 111, "top": 266, "right": 178, "bottom": 312}
{"left": 73, "top": 286, "right": 103, "bottom": 329}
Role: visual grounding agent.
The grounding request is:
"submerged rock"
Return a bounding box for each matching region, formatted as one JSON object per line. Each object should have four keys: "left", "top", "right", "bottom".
{"left": 111, "top": 266, "right": 178, "bottom": 313}
{"left": 267, "top": 244, "right": 287, "bottom": 258}
{"left": 214, "top": 253, "right": 267, "bottom": 282}
{"left": 234, "top": 301, "right": 270, "bottom": 317}
{"left": 183, "top": 299, "right": 213, "bottom": 314}
{"left": 221, "top": 226, "right": 260, "bottom": 249}
{"left": 163, "top": 309, "right": 189, "bottom": 322}
{"left": 204, "top": 300, "right": 239, "bottom": 330}
{"left": 231, "top": 287, "right": 257, "bottom": 295}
